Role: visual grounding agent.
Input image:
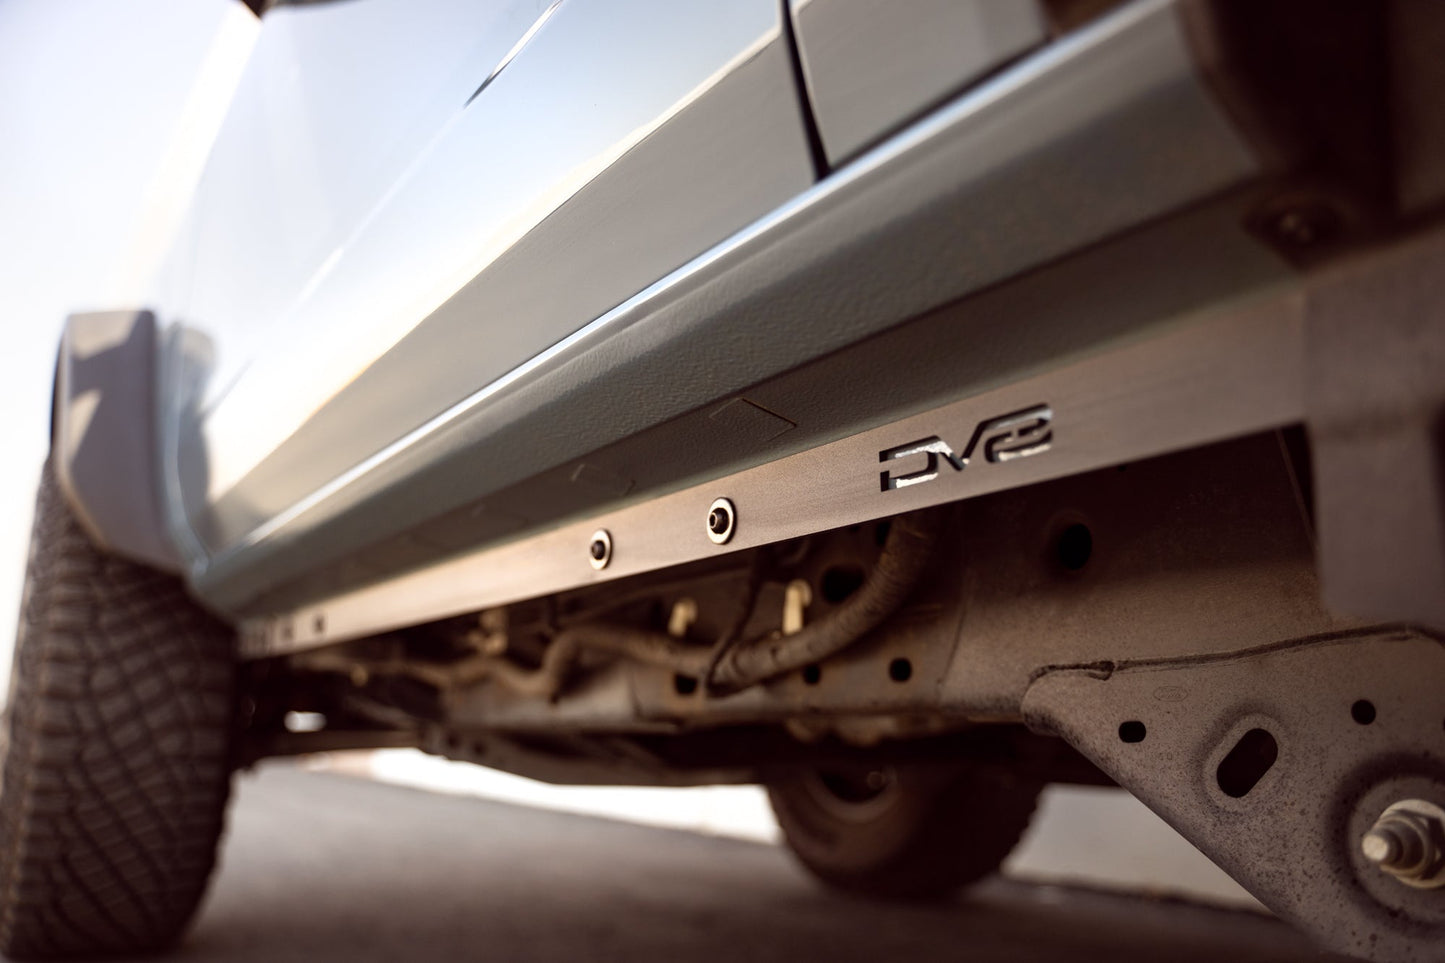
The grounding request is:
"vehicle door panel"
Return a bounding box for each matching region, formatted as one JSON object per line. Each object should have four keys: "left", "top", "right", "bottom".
{"left": 159, "top": 0, "right": 815, "bottom": 561}
{"left": 790, "top": 0, "right": 1047, "bottom": 164}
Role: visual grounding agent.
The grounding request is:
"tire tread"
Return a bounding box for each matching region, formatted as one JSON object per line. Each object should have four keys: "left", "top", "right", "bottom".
{"left": 0, "top": 464, "right": 234, "bottom": 959}
{"left": 768, "top": 765, "right": 1041, "bottom": 900}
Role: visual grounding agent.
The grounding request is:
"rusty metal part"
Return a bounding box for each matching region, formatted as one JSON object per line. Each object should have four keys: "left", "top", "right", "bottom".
{"left": 452, "top": 511, "right": 939, "bottom": 701}
{"left": 707, "top": 512, "right": 939, "bottom": 693}
{"left": 1361, "top": 798, "right": 1445, "bottom": 889}
{"left": 440, "top": 430, "right": 1346, "bottom": 734}
{"left": 1021, "top": 631, "right": 1445, "bottom": 963}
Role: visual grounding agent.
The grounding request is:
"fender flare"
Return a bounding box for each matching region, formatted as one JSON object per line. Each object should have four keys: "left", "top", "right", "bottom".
{"left": 52, "top": 310, "right": 181, "bottom": 572}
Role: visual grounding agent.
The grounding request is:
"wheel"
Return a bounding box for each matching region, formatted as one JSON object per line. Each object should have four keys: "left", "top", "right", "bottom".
{"left": 765, "top": 761, "right": 1041, "bottom": 900}
{"left": 0, "top": 461, "right": 236, "bottom": 959}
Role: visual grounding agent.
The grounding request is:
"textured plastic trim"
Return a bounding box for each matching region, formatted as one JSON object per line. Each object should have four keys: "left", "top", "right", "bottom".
{"left": 53, "top": 311, "right": 180, "bottom": 572}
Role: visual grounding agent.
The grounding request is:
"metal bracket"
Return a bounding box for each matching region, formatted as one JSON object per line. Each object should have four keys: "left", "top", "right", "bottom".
{"left": 1022, "top": 631, "right": 1445, "bottom": 963}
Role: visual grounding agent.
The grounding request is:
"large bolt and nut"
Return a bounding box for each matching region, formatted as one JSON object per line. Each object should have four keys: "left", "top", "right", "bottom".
{"left": 1360, "top": 799, "right": 1445, "bottom": 889}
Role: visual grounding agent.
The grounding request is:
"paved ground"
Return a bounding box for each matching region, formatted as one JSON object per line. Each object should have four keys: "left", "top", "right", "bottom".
{"left": 170, "top": 764, "right": 1355, "bottom": 963}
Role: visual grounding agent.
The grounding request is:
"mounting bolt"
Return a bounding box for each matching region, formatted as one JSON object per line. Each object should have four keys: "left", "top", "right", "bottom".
{"left": 588, "top": 529, "right": 612, "bottom": 570}
{"left": 1361, "top": 799, "right": 1445, "bottom": 889}
{"left": 667, "top": 598, "right": 698, "bottom": 638}
{"left": 706, "top": 497, "right": 736, "bottom": 545}
{"left": 782, "top": 580, "right": 812, "bottom": 635}
{"left": 1256, "top": 198, "right": 1341, "bottom": 252}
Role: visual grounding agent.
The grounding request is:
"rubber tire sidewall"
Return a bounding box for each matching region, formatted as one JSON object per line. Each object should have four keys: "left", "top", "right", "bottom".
{"left": 767, "top": 762, "right": 1041, "bottom": 900}
{"left": 0, "top": 461, "right": 237, "bottom": 960}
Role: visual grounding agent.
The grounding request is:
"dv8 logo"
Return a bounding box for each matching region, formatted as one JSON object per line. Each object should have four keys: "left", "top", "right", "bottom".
{"left": 878, "top": 404, "right": 1053, "bottom": 492}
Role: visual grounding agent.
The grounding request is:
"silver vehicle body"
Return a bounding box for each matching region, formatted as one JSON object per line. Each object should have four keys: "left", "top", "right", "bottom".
{"left": 79, "top": 0, "right": 1281, "bottom": 628}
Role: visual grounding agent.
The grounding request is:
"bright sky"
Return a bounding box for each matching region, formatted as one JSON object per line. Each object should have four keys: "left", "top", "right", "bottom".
{"left": 0, "top": 0, "right": 256, "bottom": 686}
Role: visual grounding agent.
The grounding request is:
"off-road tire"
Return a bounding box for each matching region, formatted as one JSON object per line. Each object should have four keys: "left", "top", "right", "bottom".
{"left": 767, "top": 762, "right": 1040, "bottom": 900}
{"left": 0, "top": 462, "right": 236, "bottom": 959}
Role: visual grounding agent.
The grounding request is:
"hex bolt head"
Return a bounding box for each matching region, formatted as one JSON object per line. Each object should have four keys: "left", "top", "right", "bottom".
{"left": 1258, "top": 198, "right": 1341, "bottom": 250}
{"left": 1361, "top": 799, "right": 1445, "bottom": 889}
